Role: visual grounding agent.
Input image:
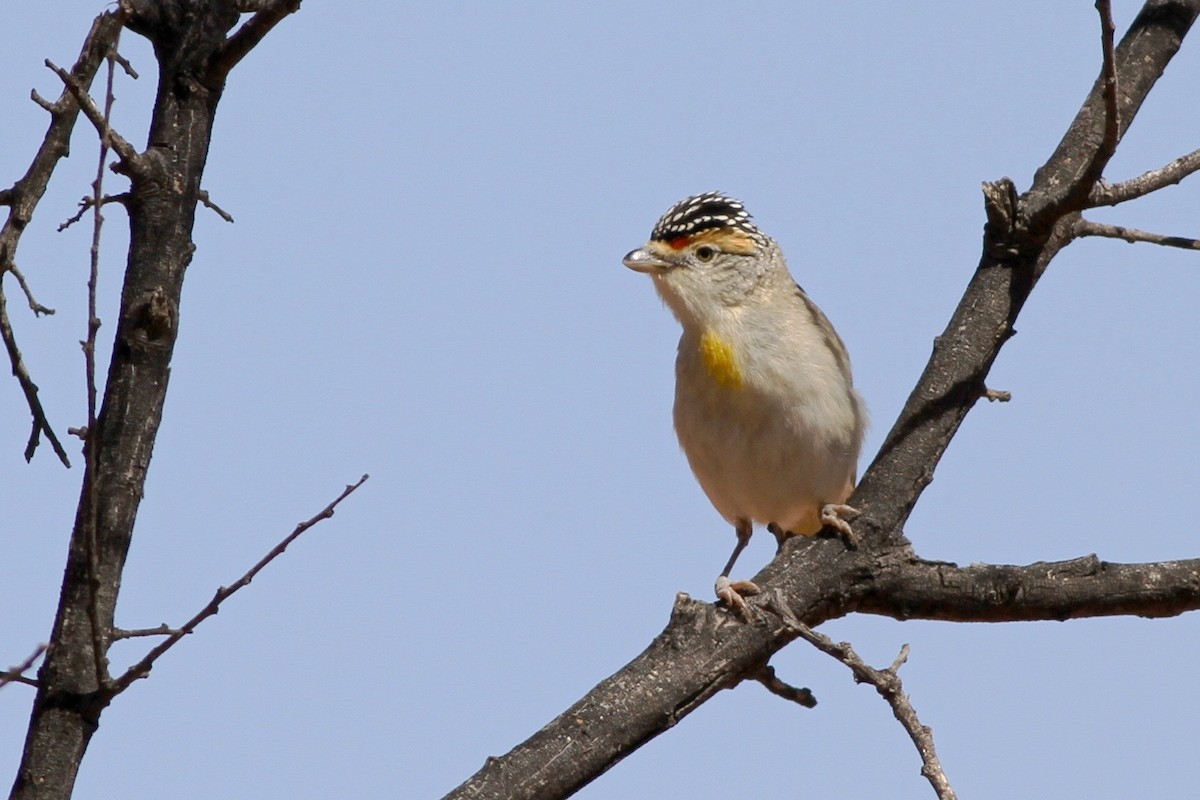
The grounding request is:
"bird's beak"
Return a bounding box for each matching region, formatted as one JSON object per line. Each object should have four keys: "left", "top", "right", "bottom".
{"left": 623, "top": 247, "right": 671, "bottom": 273}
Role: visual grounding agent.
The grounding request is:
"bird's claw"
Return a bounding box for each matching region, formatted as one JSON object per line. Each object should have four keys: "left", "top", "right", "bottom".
{"left": 716, "top": 575, "right": 760, "bottom": 620}
{"left": 820, "top": 503, "right": 861, "bottom": 549}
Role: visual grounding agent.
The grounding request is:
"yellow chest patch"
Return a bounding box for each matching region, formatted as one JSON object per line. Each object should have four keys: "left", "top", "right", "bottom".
{"left": 699, "top": 330, "right": 744, "bottom": 389}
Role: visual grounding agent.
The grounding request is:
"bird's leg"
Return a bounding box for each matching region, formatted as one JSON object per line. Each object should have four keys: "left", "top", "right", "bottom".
{"left": 820, "top": 503, "right": 861, "bottom": 549}
{"left": 715, "top": 520, "right": 759, "bottom": 617}
{"left": 767, "top": 522, "right": 788, "bottom": 553}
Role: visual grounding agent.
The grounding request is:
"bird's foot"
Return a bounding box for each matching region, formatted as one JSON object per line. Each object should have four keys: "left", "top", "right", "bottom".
{"left": 820, "top": 503, "right": 861, "bottom": 549}
{"left": 715, "top": 575, "right": 761, "bottom": 620}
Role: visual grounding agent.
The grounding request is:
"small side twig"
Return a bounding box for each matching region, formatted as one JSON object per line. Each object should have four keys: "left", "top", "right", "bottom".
{"left": 58, "top": 193, "right": 129, "bottom": 232}
{"left": 750, "top": 664, "right": 816, "bottom": 708}
{"left": 197, "top": 189, "right": 234, "bottom": 223}
{"left": 983, "top": 387, "right": 1011, "bottom": 402}
{"left": 0, "top": 283, "right": 70, "bottom": 466}
{"left": 7, "top": 261, "right": 55, "bottom": 316}
{"left": 112, "top": 624, "right": 182, "bottom": 640}
{"left": 793, "top": 626, "right": 957, "bottom": 800}
{"left": 0, "top": 644, "right": 47, "bottom": 690}
{"left": 108, "top": 49, "right": 139, "bottom": 80}
{"left": 1074, "top": 218, "right": 1200, "bottom": 250}
{"left": 0, "top": 12, "right": 121, "bottom": 467}
{"left": 107, "top": 474, "right": 370, "bottom": 696}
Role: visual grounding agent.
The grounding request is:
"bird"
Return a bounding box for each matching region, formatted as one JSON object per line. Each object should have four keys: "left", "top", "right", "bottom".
{"left": 623, "top": 192, "right": 867, "bottom": 616}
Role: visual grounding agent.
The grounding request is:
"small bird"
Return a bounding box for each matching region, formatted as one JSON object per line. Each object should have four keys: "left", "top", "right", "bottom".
{"left": 623, "top": 192, "right": 866, "bottom": 615}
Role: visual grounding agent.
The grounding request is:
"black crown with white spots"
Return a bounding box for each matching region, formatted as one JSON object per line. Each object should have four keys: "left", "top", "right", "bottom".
{"left": 649, "top": 192, "right": 767, "bottom": 245}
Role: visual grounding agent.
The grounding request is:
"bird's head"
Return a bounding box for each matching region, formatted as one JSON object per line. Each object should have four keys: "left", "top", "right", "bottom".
{"left": 623, "top": 192, "right": 780, "bottom": 326}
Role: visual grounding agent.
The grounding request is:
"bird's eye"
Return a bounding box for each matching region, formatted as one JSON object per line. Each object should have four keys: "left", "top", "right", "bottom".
{"left": 694, "top": 245, "right": 716, "bottom": 262}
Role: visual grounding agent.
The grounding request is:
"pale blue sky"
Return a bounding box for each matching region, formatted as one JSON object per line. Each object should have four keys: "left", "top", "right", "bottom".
{"left": 3, "top": 3, "right": 1199, "bottom": 798}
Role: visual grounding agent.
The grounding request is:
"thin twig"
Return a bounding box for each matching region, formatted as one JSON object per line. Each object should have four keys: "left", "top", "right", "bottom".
{"left": 0, "top": 13, "right": 122, "bottom": 468}
{"left": 197, "top": 189, "right": 234, "bottom": 223}
{"left": 82, "top": 38, "right": 120, "bottom": 693}
{"left": 109, "top": 50, "right": 139, "bottom": 80}
{"left": 112, "top": 624, "right": 182, "bottom": 640}
{"left": 983, "top": 388, "right": 1011, "bottom": 402}
{"left": 1074, "top": 218, "right": 1200, "bottom": 250}
{"left": 7, "top": 261, "right": 55, "bottom": 316}
{"left": 59, "top": 193, "right": 129, "bottom": 232}
{"left": 1094, "top": 0, "right": 1120, "bottom": 174}
{"left": 792, "top": 625, "right": 957, "bottom": 800}
{"left": 0, "top": 644, "right": 47, "bottom": 690}
{"left": 1090, "top": 147, "right": 1200, "bottom": 207}
{"left": 107, "top": 475, "right": 370, "bottom": 696}
{"left": 0, "top": 282, "right": 70, "bottom": 465}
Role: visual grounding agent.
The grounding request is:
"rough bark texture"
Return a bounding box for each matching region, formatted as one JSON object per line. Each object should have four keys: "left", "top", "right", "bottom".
{"left": 443, "top": 3, "right": 1200, "bottom": 798}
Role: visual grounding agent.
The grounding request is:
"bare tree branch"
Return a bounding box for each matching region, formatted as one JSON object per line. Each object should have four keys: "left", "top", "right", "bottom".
{"left": 0, "top": 11, "right": 122, "bottom": 468}
{"left": 58, "top": 194, "right": 128, "bottom": 232}
{"left": 208, "top": 0, "right": 302, "bottom": 80}
{"left": 1023, "top": 0, "right": 1194, "bottom": 234}
{"left": 112, "top": 624, "right": 180, "bottom": 640}
{"left": 108, "top": 475, "right": 368, "bottom": 694}
{"left": 861, "top": 554, "right": 1200, "bottom": 622}
{"left": 1073, "top": 217, "right": 1200, "bottom": 249}
{"left": 1093, "top": 0, "right": 1120, "bottom": 179}
{"left": 197, "top": 189, "right": 235, "bottom": 223}
{"left": 1089, "top": 147, "right": 1200, "bottom": 205}
{"left": 80, "top": 36, "right": 124, "bottom": 694}
{"left": 10, "top": 6, "right": 301, "bottom": 797}
{"left": 0, "top": 644, "right": 47, "bottom": 691}
{"left": 7, "top": 261, "right": 54, "bottom": 316}
{"left": 789, "top": 628, "right": 957, "bottom": 800}
{"left": 0, "top": 286, "right": 69, "bottom": 466}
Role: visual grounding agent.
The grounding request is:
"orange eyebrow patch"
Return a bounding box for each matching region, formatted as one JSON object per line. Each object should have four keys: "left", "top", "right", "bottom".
{"left": 667, "top": 236, "right": 690, "bottom": 250}
{"left": 689, "top": 227, "right": 759, "bottom": 255}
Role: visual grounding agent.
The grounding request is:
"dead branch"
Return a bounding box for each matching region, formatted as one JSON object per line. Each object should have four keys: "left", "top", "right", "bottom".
{"left": 208, "top": 0, "right": 303, "bottom": 80}
{"left": 44, "top": 59, "right": 140, "bottom": 169}
{"left": 1089, "top": 147, "right": 1200, "bottom": 206}
{"left": 0, "top": 644, "right": 47, "bottom": 691}
{"left": 1073, "top": 218, "right": 1200, "bottom": 249}
{"left": 107, "top": 475, "right": 369, "bottom": 696}
{"left": 197, "top": 189, "right": 235, "bottom": 223}
{"left": 791, "top": 629, "right": 956, "bottom": 800}
{"left": 750, "top": 665, "right": 817, "bottom": 709}
{"left": 0, "top": 11, "right": 122, "bottom": 467}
